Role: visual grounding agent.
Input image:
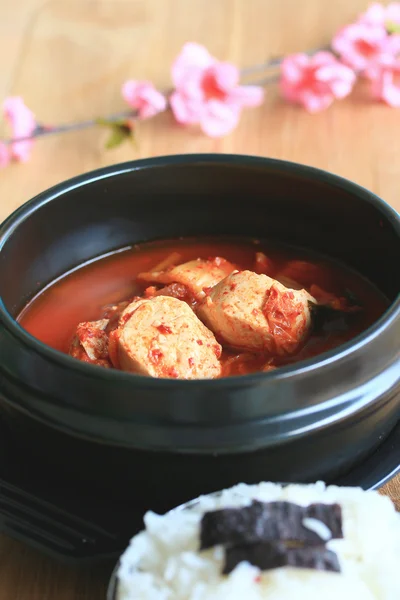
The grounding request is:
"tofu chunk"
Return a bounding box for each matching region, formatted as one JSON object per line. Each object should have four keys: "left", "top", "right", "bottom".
{"left": 137, "top": 257, "right": 235, "bottom": 301}
{"left": 197, "top": 270, "right": 316, "bottom": 355}
{"left": 117, "top": 296, "right": 222, "bottom": 379}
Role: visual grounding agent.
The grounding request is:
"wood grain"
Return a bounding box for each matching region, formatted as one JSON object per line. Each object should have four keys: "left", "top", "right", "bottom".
{"left": 0, "top": 0, "right": 399, "bottom": 598}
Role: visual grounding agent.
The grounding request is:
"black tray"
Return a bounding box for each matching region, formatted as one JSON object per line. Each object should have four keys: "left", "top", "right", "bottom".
{"left": 1, "top": 420, "right": 399, "bottom": 565}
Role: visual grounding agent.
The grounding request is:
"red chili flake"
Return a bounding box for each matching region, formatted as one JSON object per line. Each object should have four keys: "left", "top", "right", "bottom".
{"left": 145, "top": 286, "right": 157, "bottom": 298}
{"left": 167, "top": 367, "right": 179, "bottom": 378}
{"left": 156, "top": 324, "right": 172, "bottom": 334}
{"left": 213, "top": 344, "right": 222, "bottom": 358}
{"left": 230, "top": 283, "right": 237, "bottom": 291}
{"left": 83, "top": 330, "right": 94, "bottom": 339}
{"left": 252, "top": 308, "right": 259, "bottom": 316}
{"left": 188, "top": 357, "right": 195, "bottom": 367}
{"left": 197, "top": 339, "right": 203, "bottom": 345}
{"left": 120, "top": 311, "right": 135, "bottom": 326}
{"left": 149, "top": 348, "right": 163, "bottom": 364}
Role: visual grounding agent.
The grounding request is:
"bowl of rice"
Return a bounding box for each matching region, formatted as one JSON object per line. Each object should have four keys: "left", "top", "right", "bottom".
{"left": 108, "top": 481, "right": 400, "bottom": 600}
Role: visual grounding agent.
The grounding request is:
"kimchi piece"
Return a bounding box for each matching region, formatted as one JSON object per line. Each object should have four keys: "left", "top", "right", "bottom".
{"left": 69, "top": 319, "right": 111, "bottom": 367}
{"left": 276, "top": 260, "right": 334, "bottom": 289}
{"left": 115, "top": 296, "right": 222, "bottom": 379}
{"left": 198, "top": 270, "right": 316, "bottom": 355}
{"left": 144, "top": 282, "right": 198, "bottom": 309}
{"left": 137, "top": 257, "right": 236, "bottom": 302}
{"left": 309, "top": 284, "right": 362, "bottom": 313}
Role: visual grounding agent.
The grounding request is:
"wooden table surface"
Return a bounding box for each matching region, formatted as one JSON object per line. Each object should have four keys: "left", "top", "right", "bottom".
{"left": 0, "top": 0, "right": 399, "bottom": 597}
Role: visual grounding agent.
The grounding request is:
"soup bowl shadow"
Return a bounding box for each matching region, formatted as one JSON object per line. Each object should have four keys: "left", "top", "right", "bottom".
{"left": 0, "top": 154, "right": 399, "bottom": 519}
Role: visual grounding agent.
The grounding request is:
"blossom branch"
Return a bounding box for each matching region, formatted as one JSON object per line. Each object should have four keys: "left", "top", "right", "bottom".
{"left": 2, "top": 45, "right": 328, "bottom": 148}
{"left": 239, "top": 44, "right": 331, "bottom": 79}
{"left": 1, "top": 64, "right": 285, "bottom": 147}
{"left": 1, "top": 79, "right": 278, "bottom": 148}
{"left": 1, "top": 2, "right": 399, "bottom": 168}
{"left": 1, "top": 110, "right": 139, "bottom": 146}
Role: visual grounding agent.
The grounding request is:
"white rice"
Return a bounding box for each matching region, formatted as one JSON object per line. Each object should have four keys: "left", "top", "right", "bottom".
{"left": 116, "top": 481, "right": 400, "bottom": 600}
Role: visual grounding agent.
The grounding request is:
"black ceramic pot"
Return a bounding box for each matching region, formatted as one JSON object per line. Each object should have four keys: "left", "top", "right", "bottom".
{"left": 0, "top": 155, "right": 399, "bottom": 517}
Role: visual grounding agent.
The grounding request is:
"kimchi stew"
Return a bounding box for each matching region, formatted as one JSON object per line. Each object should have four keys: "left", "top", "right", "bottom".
{"left": 18, "top": 237, "right": 388, "bottom": 379}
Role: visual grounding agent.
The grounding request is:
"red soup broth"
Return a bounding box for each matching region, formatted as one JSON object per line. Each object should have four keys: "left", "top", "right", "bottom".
{"left": 17, "top": 237, "right": 389, "bottom": 377}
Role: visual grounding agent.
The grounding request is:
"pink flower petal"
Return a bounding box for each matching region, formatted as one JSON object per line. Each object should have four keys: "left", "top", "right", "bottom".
{"left": 169, "top": 90, "right": 203, "bottom": 124}
{"left": 300, "top": 90, "right": 333, "bottom": 113}
{"left": 359, "top": 2, "right": 400, "bottom": 26}
{"left": 10, "top": 140, "right": 33, "bottom": 162}
{"left": 280, "top": 54, "right": 310, "bottom": 83}
{"left": 315, "top": 63, "right": 355, "bottom": 83}
{"left": 200, "top": 100, "right": 240, "bottom": 137}
{"left": 121, "top": 80, "right": 141, "bottom": 105}
{"left": 211, "top": 62, "right": 239, "bottom": 92}
{"left": 171, "top": 42, "right": 213, "bottom": 88}
{"left": 136, "top": 86, "right": 167, "bottom": 119}
{"left": 332, "top": 23, "right": 389, "bottom": 72}
{"left": 280, "top": 80, "right": 300, "bottom": 103}
{"left": 364, "top": 53, "right": 394, "bottom": 79}
{"left": 3, "top": 96, "right": 36, "bottom": 138}
{"left": 359, "top": 3, "right": 387, "bottom": 26}
{"left": 3, "top": 96, "right": 36, "bottom": 162}
{"left": 309, "top": 51, "right": 337, "bottom": 68}
{"left": 229, "top": 85, "right": 265, "bottom": 107}
{"left": 387, "top": 33, "right": 400, "bottom": 55}
{"left": 387, "top": 2, "right": 400, "bottom": 24}
{"left": 121, "top": 80, "right": 167, "bottom": 119}
{"left": 0, "top": 142, "right": 10, "bottom": 167}
{"left": 381, "top": 80, "right": 400, "bottom": 106}
{"left": 176, "top": 73, "right": 205, "bottom": 100}
{"left": 368, "top": 55, "right": 400, "bottom": 106}
{"left": 329, "top": 78, "right": 355, "bottom": 99}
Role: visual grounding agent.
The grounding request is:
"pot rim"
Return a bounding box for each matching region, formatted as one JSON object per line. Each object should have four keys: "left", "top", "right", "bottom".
{"left": 1, "top": 153, "right": 399, "bottom": 390}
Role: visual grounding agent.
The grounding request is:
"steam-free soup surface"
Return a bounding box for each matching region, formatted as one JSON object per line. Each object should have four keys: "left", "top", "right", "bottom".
{"left": 18, "top": 238, "right": 388, "bottom": 378}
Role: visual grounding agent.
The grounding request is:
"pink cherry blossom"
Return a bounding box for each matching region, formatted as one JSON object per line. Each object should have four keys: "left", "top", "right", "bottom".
{"left": 121, "top": 80, "right": 167, "bottom": 119}
{"left": 169, "top": 42, "right": 264, "bottom": 137}
{"left": 3, "top": 96, "right": 36, "bottom": 162}
{"left": 279, "top": 51, "right": 356, "bottom": 113}
{"left": 359, "top": 2, "right": 400, "bottom": 28}
{"left": 365, "top": 54, "right": 400, "bottom": 106}
{"left": 332, "top": 22, "right": 400, "bottom": 72}
{"left": 0, "top": 142, "right": 10, "bottom": 168}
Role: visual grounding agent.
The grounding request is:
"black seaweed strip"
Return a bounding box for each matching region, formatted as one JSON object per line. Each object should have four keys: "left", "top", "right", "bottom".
{"left": 223, "top": 541, "right": 341, "bottom": 575}
{"left": 200, "top": 501, "right": 343, "bottom": 550}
